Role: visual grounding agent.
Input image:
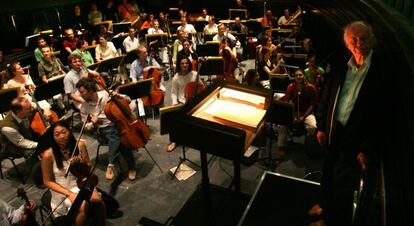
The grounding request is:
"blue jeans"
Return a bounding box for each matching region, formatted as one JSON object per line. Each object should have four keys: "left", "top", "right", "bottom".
{"left": 98, "top": 123, "right": 136, "bottom": 170}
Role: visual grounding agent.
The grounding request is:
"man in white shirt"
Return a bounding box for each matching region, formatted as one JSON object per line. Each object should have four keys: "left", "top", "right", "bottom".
{"left": 122, "top": 27, "right": 139, "bottom": 53}
{"left": 95, "top": 34, "right": 118, "bottom": 62}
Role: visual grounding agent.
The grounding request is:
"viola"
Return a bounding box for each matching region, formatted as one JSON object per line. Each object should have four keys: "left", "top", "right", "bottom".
{"left": 104, "top": 93, "right": 150, "bottom": 149}
{"left": 16, "top": 188, "right": 39, "bottom": 226}
{"left": 142, "top": 66, "right": 164, "bottom": 107}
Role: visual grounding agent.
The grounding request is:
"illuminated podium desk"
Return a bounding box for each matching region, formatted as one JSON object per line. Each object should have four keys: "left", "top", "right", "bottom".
{"left": 169, "top": 81, "right": 272, "bottom": 192}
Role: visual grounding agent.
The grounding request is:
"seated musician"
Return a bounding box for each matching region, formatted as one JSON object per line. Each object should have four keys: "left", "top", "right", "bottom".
{"left": 278, "top": 9, "right": 292, "bottom": 27}
{"left": 3, "top": 63, "right": 52, "bottom": 110}
{"left": 95, "top": 34, "right": 118, "bottom": 63}
{"left": 276, "top": 68, "right": 317, "bottom": 157}
{"left": 76, "top": 77, "right": 137, "bottom": 180}
{"left": 257, "top": 46, "right": 286, "bottom": 81}
{"left": 63, "top": 28, "right": 80, "bottom": 54}
{"left": 230, "top": 17, "right": 248, "bottom": 36}
{"left": 173, "top": 30, "right": 187, "bottom": 65}
{"left": 167, "top": 57, "right": 198, "bottom": 152}
{"left": 34, "top": 37, "right": 47, "bottom": 63}
{"left": 0, "top": 97, "right": 38, "bottom": 159}
{"left": 177, "top": 38, "right": 198, "bottom": 66}
{"left": 117, "top": 0, "right": 139, "bottom": 22}
{"left": 38, "top": 46, "right": 66, "bottom": 84}
{"left": 261, "top": 10, "right": 278, "bottom": 28}
{"left": 64, "top": 54, "right": 100, "bottom": 108}
{"left": 219, "top": 38, "right": 239, "bottom": 82}
{"left": 198, "top": 8, "right": 210, "bottom": 21}
{"left": 203, "top": 16, "right": 218, "bottom": 36}
{"left": 40, "top": 121, "right": 106, "bottom": 225}
{"left": 147, "top": 19, "right": 164, "bottom": 35}
{"left": 256, "top": 35, "right": 279, "bottom": 62}
{"left": 123, "top": 27, "right": 139, "bottom": 53}
{"left": 213, "top": 24, "right": 237, "bottom": 45}
{"left": 87, "top": 3, "right": 102, "bottom": 26}
{"left": 72, "top": 39, "right": 95, "bottom": 67}
{"left": 177, "top": 17, "right": 197, "bottom": 44}
{"left": 129, "top": 45, "right": 160, "bottom": 83}
{"left": 1, "top": 198, "right": 37, "bottom": 226}
{"left": 304, "top": 55, "right": 325, "bottom": 96}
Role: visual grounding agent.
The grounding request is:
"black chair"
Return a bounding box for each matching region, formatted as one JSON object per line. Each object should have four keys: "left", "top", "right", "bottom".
{"left": 0, "top": 144, "right": 25, "bottom": 183}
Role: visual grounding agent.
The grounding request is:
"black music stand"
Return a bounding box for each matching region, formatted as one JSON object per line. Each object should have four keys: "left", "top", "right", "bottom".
{"left": 0, "top": 88, "right": 19, "bottom": 115}
{"left": 257, "top": 100, "right": 294, "bottom": 169}
{"left": 96, "top": 56, "right": 124, "bottom": 73}
{"left": 160, "top": 104, "right": 200, "bottom": 180}
{"left": 34, "top": 75, "right": 65, "bottom": 101}
{"left": 112, "top": 22, "right": 131, "bottom": 35}
{"left": 116, "top": 79, "right": 152, "bottom": 119}
{"left": 196, "top": 42, "right": 220, "bottom": 57}
{"left": 193, "top": 21, "right": 208, "bottom": 33}
{"left": 229, "top": 9, "right": 247, "bottom": 20}
{"left": 145, "top": 33, "right": 168, "bottom": 49}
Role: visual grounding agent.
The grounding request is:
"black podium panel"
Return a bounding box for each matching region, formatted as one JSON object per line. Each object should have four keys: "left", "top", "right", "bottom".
{"left": 238, "top": 171, "right": 320, "bottom": 226}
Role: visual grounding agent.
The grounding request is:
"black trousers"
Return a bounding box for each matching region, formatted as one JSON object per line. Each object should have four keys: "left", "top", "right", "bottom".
{"left": 320, "top": 122, "right": 362, "bottom": 226}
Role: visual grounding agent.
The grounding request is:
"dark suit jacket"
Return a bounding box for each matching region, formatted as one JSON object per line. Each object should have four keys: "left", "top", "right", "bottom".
{"left": 317, "top": 49, "right": 386, "bottom": 157}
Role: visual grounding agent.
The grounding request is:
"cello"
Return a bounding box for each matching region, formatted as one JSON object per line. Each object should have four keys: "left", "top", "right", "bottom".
{"left": 29, "top": 91, "right": 59, "bottom": 136}
{"left": 104, "top": 90, "right": 150, "bottom": 149}
{"left": 142, "top": 52, "right": 165, "bottom": 107}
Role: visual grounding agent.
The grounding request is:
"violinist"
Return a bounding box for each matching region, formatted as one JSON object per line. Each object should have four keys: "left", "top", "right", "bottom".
{"left": 1, "top": 198, "right": 38, "bottom": 226}
{"left": 176, "top": 38, "right": 198, "bottom": 68}
{"left": 129, "top": 45, "right": 160, "bottom": 82}
{"left": 76, "top": 77, "right": 137, "bottom": 180}
{"left": 64, "top": 54, "right": 100, "bottom": 109}
{"left": 41, "top": 121, "right": 106, "bottom": 225}
{"left": 219, "top": 38, "right": 239, "bottom": 82}
{"left": 213, "top": 24, "right": 236, "bottom": 46}
{"left": 257, "top": 46, "right": 286, "bottom": 81}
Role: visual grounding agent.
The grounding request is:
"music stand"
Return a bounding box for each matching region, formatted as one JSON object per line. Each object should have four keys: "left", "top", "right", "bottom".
{"left": 96, "top": 56, "right": 124, "bottom": 73}
{"left": 257, "top": 100, "right": 294, "bottom": 169}
{"left": 0, "top": 87, "right": 19, "bottom": 115}
{"left": 199, "top": 57, "right": 224, "bottom": 75}
{"left": 145, "top": 33, "right": 168, "bottom": 48}
{"left": 116, "top": 79, "right": 152, "bottom": 119}
{"left": 112, "top": 22, "right": 131, "bottom": 35}
{"left": 229, "top": 9, "right": 247, "bottom": 20}
{"left": 196, "top": 42, "right": 220, "bottom": 57}
{"left": 34, "top": 75, "right": 65, "bottom": 101}
{"left": 125, "top": 50, "right": 137, "bottom": 65}
{"left": 246, "top": 20, "right": 262, "bottom": 37}
{"left": 269, "top": 74, "right": 291, "bottom": 94}
{"left": 168, "top": 8, "right": 180, "bottom": 20}
{"left": 193, "top": 21, "right": 208, "bottom": 33}
{"left": 160, "top": 104, "right": 200, "bottom": 180}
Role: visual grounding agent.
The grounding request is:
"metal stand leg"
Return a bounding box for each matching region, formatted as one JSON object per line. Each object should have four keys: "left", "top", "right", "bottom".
{"left": 170, "top": 146, "right": 200, "bottom": 180}
{"left": 143, "top": 146, "right": 163, "bottom": 173}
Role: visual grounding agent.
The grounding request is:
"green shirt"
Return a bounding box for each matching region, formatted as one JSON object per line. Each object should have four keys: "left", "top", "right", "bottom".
{"left": 72, "top": 49, "right": 94, "bottom": 67}
{"left": 34, "top": 48, "right": 44, "bottom": 62}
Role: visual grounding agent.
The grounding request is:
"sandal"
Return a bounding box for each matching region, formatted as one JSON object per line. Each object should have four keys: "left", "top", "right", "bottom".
{"left": 166, "top": 142, "right": 177, "bottom": 152}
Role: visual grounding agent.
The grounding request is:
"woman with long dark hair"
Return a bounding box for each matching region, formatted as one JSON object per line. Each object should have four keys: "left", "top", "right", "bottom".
{"left": 41, "top": 121, "right": 106, "bottom": 226}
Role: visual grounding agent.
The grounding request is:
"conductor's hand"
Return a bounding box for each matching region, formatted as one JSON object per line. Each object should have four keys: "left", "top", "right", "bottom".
{"left": 316, "top": 131, "right": 326, "bottom": 145}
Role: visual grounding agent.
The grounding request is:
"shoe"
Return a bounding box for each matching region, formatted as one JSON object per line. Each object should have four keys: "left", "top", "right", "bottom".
{"left": 128, "top": 170, "right": 136, "bottom": 181}
{"left": 105, "top": 165, "right": 114, "bottom": 180}
{"left": 166, "top": 142, "right": 177, "bottom": 152}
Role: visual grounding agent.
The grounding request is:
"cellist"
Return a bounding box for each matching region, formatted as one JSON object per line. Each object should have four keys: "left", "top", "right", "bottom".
{"left": 129, "top": 45, "right": 160, "bottom": 83}
{"left": 76, "top": 77, "right": 137, "bottom": 180}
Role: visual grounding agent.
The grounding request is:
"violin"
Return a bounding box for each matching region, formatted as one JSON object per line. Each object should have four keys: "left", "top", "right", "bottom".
{"left": 104, "top": 92, "right": 150, "bottom": 149}
{"left": 17, "top": 188, "right": 39, "bottom": 226}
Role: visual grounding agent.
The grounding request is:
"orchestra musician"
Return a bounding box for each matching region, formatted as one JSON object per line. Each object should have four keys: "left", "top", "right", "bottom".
{"left": 34, "top": 37, "right": 47, "bottom": 63}
{"left": 1, "top": 198, "right": 37, "bottom": 226}
{"left": 130, "top": 45, "right": 161, "bottom": 82}
{"left": 177, "top": 17, "right": 197, "bottom": 45}
{"left": 167, "top": 57, "right": 198, "bottom": 152}
{"left": 278, "top": 9, "right": 292, "bottom": 27}
{"left": 276, "top": 68, "right": 318, "bottom": 157}
{"left": 203, "top": 15, "right": 218, "bottom": 36}
{"left": 177, "top": 38, "right": 198, "bottom": 69}
{"left": 173, "top": 30, "right": 187, "bottom": 65}
{"left": 261, "top": 10, "right": 278, "bottom": 28}
{"left": 64, "top": 54, "right": 100, "bottom": 108}
{"left": 219, "top": 38, "right": 239, "bottom": 82}
{"left": 72, "top": 39, "right": 95, "bottom": 67}
{"left": 63, "top": 29, "right": 80, "bottom": 54}
{"left": 38, "top": 46, "right": 66, "bottom": 84}
{"left": 257, "top": 46, "right": 286, "bottom": 81}
{"left": 213, "top": 24, "right": 236, "bottom": 45}
{"left": 76, "top": 77, "right": 137, "bottom": 180}
{"left": 123, "top": 27, "right": 139, "bottom": 53}
{"left": 95, "top": 34, "right": 118, "bottom": 63}
{"left": 40, "top": 121, "right": 106, "bottom": 225}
